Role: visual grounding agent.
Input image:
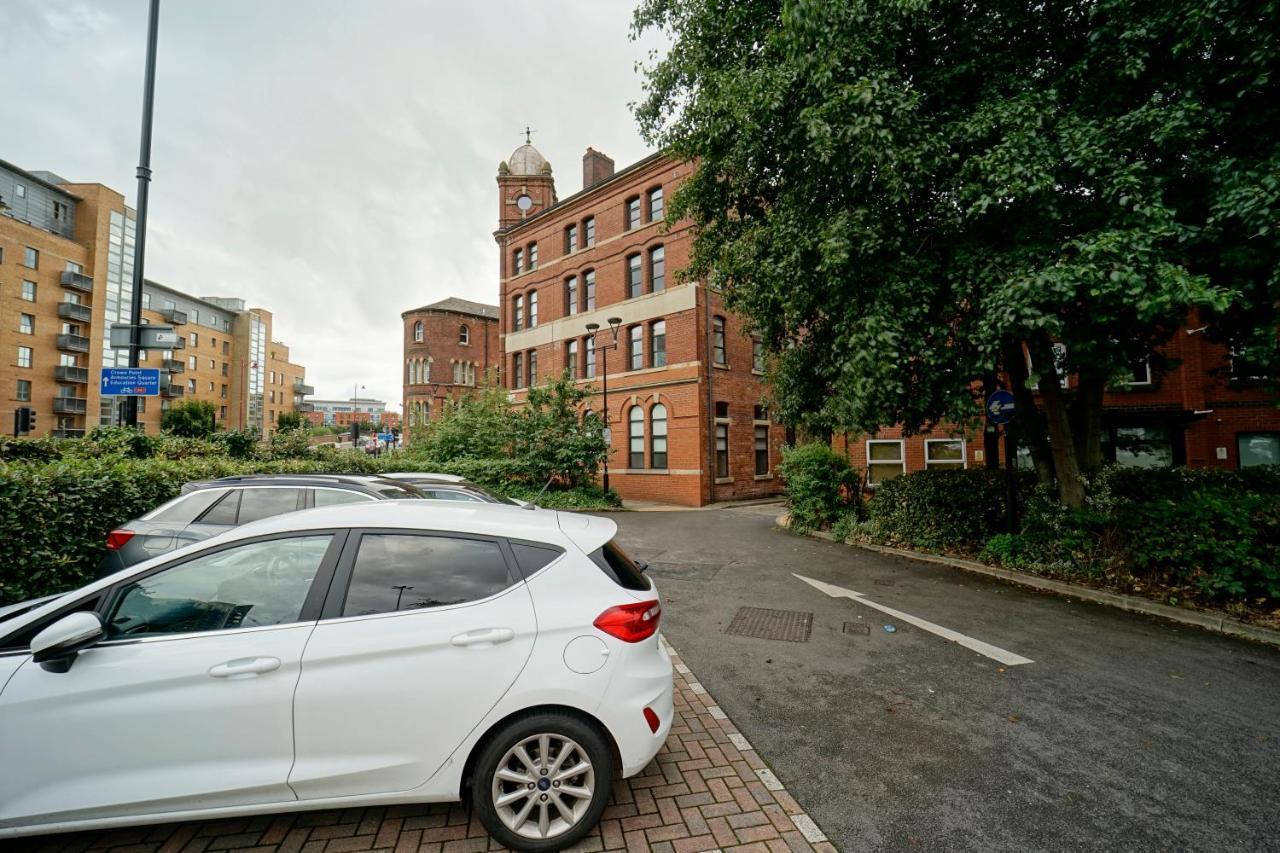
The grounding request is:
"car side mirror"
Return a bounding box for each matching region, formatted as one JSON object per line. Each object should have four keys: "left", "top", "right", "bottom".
{"left": 30, "top": 611, "right": 105, "bottom": 673}
{"left": 636, "top": 559, "right": 650, "bottom": 574}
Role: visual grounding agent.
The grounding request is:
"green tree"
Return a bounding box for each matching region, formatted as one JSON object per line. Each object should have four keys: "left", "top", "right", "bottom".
{"left": 161, "top": 400, "right": 217, "bottom": 438}
{"left": 633, "top": 0, "right": 1278, "bottom": 506}
{"left": 515, "top": 372, "right": 610, "bottom": 488}
{"left": 276, "top": 410, "right": 304, "bottom": 432}
{"left": 413, "top": 383, "right": 517, "bottom": 462}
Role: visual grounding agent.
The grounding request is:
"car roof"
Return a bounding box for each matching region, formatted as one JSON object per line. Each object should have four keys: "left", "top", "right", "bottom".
{"left": 185, "top": 474, "right": 416, "bottom": 493}
{"left": 228, "top": 501, "right": 615, "bottom": 551}
{"left": 383, "top": 472, "right": 467, "bottom": 483}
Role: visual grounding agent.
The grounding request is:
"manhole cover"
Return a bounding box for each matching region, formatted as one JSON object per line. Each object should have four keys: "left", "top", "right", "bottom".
{"left": 645, "top": 561, "right": 724, "bottom": 581}
{"left": 843, "top": 622, "right": 870, "bottom": 635}
{"left": 725, "top": 607, "right": 813, "bottom": 642}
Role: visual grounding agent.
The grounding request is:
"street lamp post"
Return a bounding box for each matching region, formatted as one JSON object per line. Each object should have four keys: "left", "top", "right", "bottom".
{"left": 586, "top": 317, "right": 623, "bottom": 493}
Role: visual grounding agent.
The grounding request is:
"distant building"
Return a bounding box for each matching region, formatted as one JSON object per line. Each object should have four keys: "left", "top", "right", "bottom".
{"left": 308, "top": 397, "right": 388, "bottom": 428}
{"left": 401, "top": 297, "right": 500, "bottom": 442}
{"left": 0, "top": 156, "right": 311, "bottom": 437}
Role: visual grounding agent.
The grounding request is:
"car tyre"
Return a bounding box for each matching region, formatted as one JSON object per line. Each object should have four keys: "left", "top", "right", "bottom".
{"left": 472, "top": 712, "right": 614, "bottom": 852}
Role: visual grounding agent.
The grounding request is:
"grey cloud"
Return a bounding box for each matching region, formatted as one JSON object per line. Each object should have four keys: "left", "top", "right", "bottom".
{"left": 1, "top": 0, "right": 665, "bottom": 407}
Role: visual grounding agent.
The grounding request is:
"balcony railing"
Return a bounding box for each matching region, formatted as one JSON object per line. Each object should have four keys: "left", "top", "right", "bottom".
{"left": 57, "top": 302, "right": 93, "bottom": 323}
{"left": 161, "top": 383, "right": 185, "bottom": 398}
{"left": 297, "top": 402, "right": 316, "bottom": 412}
{"left": 52, "top": 397, "right": 87, "bottom": 415}
{"left": 52, "top": 429, "right": 86, "bottom": 439}
{"left": 59, "top": 270, "right": 94, "bottom": 293}
{"left": 162, "top": 359, "right": 185, "bottom": 373}
{"left": 294, "top": 381, "right": 315, "bottom": 396}
{"left": 160, "top": 308, "right": 188, "bottom": 325}
{"left": 55, "top": 365, "right": 89, "bottom": 384}
{"left": 56, "top": 334, "right": 90, "bottom": 353}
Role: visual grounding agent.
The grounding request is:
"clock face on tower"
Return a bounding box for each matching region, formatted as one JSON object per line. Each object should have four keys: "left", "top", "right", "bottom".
{"left": 515, "top": 193, "right": 533, "bottom": 212}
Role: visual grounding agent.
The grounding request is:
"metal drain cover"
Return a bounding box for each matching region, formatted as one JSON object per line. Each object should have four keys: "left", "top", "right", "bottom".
{"left": 725, "top": 607, "right": 813, "bottom": 642}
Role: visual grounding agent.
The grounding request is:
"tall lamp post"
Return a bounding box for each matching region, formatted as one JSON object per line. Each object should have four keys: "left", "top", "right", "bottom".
{"left": 124, "top": 0, "right": 162, "bottom": 427}
{"left": 586, "top": 317, "right": 623, "bottom": 493}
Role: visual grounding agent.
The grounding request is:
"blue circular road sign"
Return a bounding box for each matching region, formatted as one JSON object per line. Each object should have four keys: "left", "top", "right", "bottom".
{"left": 986, "top": 390, "right": 1016, "bottom": 424}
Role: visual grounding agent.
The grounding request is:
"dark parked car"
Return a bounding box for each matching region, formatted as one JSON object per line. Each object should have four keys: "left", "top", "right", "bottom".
{"left": 381, "top": 472, "right": 526, "bottom": 505}
{"left": 96, "top": 474, "right": 423, "bottom": 578}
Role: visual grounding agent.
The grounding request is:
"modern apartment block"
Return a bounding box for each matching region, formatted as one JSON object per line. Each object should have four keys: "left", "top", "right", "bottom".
{"left": 401, "top": 297, "right": 500, "bottom": 443}
{"left": 1, "top": 157, "right": 311, "bottom": 438}
{"left": 494, "top": 142, "right": 784, "bottom": 506}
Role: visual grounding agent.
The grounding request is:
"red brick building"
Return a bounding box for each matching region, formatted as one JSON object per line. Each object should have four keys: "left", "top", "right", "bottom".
{"left": 834, "top": 323, "right": 1280, "bottom": 485}
{"left": 494, "top": 142, "right": 784, "bottom": 506}
{"left": 401, "top": 297, "right": 499, "bottom": 443}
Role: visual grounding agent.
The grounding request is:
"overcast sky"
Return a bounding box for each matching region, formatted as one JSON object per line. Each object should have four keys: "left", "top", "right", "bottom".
{"left": 1, "top": 0, "right": 665, "bottom": 408}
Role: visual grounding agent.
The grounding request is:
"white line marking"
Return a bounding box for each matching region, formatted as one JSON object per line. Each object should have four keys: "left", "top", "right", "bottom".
{"left": 793, "top": 573, "right": 1034, "bottom": 666}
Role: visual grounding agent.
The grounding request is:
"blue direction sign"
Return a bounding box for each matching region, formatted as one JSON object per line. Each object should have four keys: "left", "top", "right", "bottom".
{"left": 101, "top": 368, "right": 162, "bottom": 396}
{"left": 377, "top": 433, "right": 394, "bottom": 443}
{"left": 985, "top": 389, "right": 1016, "bottom": 424}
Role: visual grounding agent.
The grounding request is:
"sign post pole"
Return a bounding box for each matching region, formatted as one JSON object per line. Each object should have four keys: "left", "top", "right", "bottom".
{"left": 985, "top": 389, "right": 1019, "bottom": 535}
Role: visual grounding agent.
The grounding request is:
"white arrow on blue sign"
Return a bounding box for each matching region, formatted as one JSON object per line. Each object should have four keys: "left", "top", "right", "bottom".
{"left": 985, "top": 390, "right": 1016, "bottom": 424}
{"left": 101, "top": 368, "right": 162, "bottom": 396}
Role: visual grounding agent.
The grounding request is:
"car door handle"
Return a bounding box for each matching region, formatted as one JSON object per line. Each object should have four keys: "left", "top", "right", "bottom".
{"left": 450, "top": 628, "right": 515, "bottom": 648}
{"left": 208, "top": 656, "right": 281, "bottom": 679}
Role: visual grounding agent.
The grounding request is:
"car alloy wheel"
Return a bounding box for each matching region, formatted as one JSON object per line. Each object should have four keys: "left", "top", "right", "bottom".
{"left": 492, "top": 733, "right": 595, "bottom": 840}
{"left": 473, "top": 712, "right": 613, "bottom": 851}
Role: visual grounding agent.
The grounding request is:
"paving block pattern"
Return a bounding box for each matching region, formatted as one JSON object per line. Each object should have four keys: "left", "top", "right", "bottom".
{"left": 7, "top": 640, "right": 833, "bottom": 853}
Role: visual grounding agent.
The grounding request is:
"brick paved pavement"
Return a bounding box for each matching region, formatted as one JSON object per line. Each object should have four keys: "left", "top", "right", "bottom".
{"left": 7, "top": 641, "right": 833, "bottom": 853}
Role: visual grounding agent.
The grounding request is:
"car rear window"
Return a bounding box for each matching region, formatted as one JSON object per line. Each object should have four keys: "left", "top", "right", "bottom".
{"left": 145, "top": 488, "right": 228, "bottom": 523}
{"left": 237, "top": 488, "right": 304, "bottom": 523}
{"left": 587, "top": 540, "right": 651, "bottom": 591}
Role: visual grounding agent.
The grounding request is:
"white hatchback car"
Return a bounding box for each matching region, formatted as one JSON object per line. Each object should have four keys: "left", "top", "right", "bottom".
{"left": 0, "top": 502, "right": 672, "bottom": 851}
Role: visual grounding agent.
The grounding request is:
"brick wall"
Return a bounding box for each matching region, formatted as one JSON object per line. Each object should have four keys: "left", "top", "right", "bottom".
{"left": 402, "top": 307, "right": 500, "bottom": 442}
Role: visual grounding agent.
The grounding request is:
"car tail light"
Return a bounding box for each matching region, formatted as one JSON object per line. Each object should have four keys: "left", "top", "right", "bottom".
{"left": 593, "top": 600, "right": 661, "bottom": 643}
{"left": 105, "top": 529, "right": 135, "bottom": 551}
{"left": 643, "top": 707, "right": 660, "bottom": 733}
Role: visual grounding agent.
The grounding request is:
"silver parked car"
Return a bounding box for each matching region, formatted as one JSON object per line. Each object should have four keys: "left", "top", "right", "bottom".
{"left": 95, "top": 474, "right": 422, "bottom": 578}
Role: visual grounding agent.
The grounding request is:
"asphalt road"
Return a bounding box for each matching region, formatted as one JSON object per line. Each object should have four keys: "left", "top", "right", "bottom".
{"left": 608, "top": 504, "right": 1280, "bottom": 853}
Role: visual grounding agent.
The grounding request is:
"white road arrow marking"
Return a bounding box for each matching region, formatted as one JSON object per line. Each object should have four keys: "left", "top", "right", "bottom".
{"left": 793, "top": 573, "right": 1034, "bottom": 666}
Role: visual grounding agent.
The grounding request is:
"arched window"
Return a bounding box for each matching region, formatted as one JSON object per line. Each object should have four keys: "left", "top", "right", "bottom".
{"left": 406, "top": 360, "right": 413, "bottom": 384}
{"left": 413, "top": 320, "right": 424, "bottom": 342}
{"left": 422, "top": 358, "right": 430, "bottom": 382}
{"left": 650, "top": 404, "right": 668, "bottom": 469}
{"left": 628, "top": 406, "right": 645, "bottom": 469}
{"left": 459, "top": 324, "right": 470, "bottom": 345}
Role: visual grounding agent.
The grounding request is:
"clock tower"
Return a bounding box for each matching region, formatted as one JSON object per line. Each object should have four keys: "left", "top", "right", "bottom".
{"left": 497, "top": 132, "right": 557, "bottom": 230}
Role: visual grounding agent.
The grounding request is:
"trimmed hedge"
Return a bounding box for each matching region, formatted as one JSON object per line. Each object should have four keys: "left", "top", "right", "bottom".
{"left": 852, "top": 465, "right": 1279, "bottom": 606}
{"left": 866, "top": 468, "right": 1036, "bottom": 551}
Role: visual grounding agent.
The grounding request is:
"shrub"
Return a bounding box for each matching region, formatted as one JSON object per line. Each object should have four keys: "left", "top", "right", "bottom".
{"left": 779, "top": 443, "right": 860, "bottom": 533}
{"left": 276, "top": 411, "right": 304, "bottom": 431}
{"left": 867, "top": 468, "right": 1035, "bottom": 551}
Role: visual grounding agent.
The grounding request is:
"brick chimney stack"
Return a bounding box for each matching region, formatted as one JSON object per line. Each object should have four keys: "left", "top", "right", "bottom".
{"left": 582, "top": 147, "right": 615, "bottom": 189}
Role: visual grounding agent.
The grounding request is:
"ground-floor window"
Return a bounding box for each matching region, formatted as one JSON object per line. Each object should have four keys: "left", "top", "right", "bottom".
{"left": 715, "top": 424, "right": 729, "bottom": 479}
{"left": 1238, "top": 433, "right": 1279, "bottom": 468}
{"left": 754, "top": 425, "right": 769, "bottom": 475}
{"left": 650, "top": 404, "right": 668, "bottom": 469}
{"left": 866, "top": 439, "right": 905, "bottom": 485}
{"left": 925, "top": 439, "right": 965, "bottom": 469}
{"left": 1112, "top": 425, "right": 1173, "bottom": 468}
{"left": 629, "top": 406, "right": 645, "bottom": 469}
